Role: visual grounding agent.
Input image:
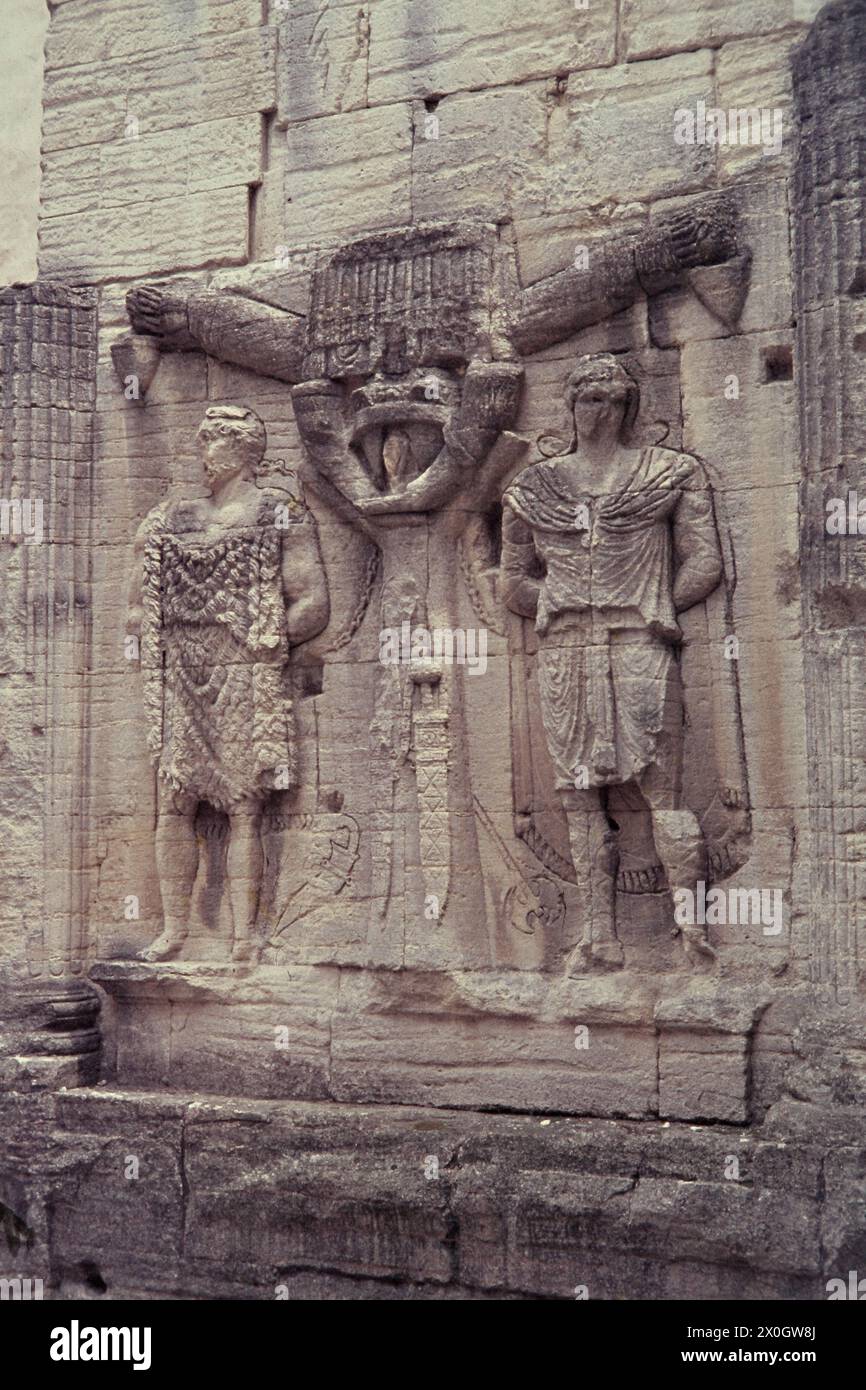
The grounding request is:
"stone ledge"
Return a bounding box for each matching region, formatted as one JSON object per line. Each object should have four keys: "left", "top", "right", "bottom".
{"left": 88, "top": 961, "right": 771, "bottom": 1122}
{"left": 0, "top": 1087, "right": 850, "bottom": 1300}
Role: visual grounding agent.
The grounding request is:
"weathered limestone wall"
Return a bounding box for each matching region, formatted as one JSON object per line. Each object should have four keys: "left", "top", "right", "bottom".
{"left": 1, "top": 1082, "right": 863, "bottom": 1300}
{"left": 0, "top": 0, "right": 49, "bottom": 285}
{"left": 6, "top": 0, "right": 866, "bottom": 1303}
{"left": 27, "top": 0, "right": 821, "bottom": 1079}
{"left": 0, "top": 282, "right": 100, "bottom": 1084}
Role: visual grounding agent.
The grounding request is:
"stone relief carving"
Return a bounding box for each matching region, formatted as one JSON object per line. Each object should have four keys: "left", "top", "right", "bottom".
{"left": 502, "top": 354, "right": 738, "bottom": 971}
{"left": 13, "top": 0, "right": 866, "bottom": 1310}
{"left": 123, "top": 206, "right": 744, "bottom": 388}
{"left": 127, "top": 405, "right": 329, "bottom": 963}
{"left": 121, "top": 201, "right": 752, "bottom": 972}
{"left": 263, "top": 810, "right": 360, "bottom": 959}
{"left": 473, "top": 793, "right": 566, "bottom": 942}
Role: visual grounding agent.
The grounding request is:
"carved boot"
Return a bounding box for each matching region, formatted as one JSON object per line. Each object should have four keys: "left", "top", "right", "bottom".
{"left": 146, "top": 786, "right": 197, "bottom": 963}
{"left": 563, "top": 808, "right": 624, "bottom": 974}
{"left": 652, "top": 808, "right": 717, "bottom": 967}
{"left": 227, "top": 803, "right": 264, "bottom": 965}
{"left": 679, "top": 924, "right": 717, "bottom": 966}
{"left": 231, "top": 934, "right": 260, "bottom": 965}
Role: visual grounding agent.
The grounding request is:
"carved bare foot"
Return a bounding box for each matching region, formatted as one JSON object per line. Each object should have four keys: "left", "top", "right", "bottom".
{"left": 137, "top": 928, "right": 187, "bottom": 963}
{"left": 680, "top": 925, "right": 717, "bottom": 967}
{"left": 565, "top": 938, "right": 624, "bottom": 975}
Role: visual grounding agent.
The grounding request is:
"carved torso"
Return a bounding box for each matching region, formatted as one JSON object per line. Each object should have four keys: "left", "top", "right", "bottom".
{"left": 158, "top": 497, "right": 289, "bottom": 660}
{"left": 503, "top": 446, "right": 696, "bottom": 640}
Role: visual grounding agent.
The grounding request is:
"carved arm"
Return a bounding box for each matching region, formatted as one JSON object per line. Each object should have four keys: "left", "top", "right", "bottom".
{"left": 510, "top": 203, "right": 739, "bottom": 358}
{"left": 672, "top": 467, "right": 724, "bottom": 612}
{"left": 126, "top": 517, "right": 148, "bottom": 638}
{"left": 500, "top": 503, "right": 542, "bottom": 620}
{"left": 281, "top": 510, "right": 330, "bottom": 645}
{"left": 126, "top": 284, "right": 307, "bottom": 384}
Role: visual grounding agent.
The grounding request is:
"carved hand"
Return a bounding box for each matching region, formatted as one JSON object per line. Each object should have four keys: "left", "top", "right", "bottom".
{"left": 666, "top": 207, "right": 736, "bottom": 271}
{"left": 125, "top": 283, "right": 190, "bottom": 341}
{"left": 446, "top": 361, "right": 524, "bottom": 465}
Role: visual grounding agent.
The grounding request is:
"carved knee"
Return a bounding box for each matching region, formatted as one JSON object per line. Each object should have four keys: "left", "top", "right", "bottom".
{"left": 651, "top": 809, "right": 706, "bottom": 886}
{"left": 595, "top": 828, "right": 620, "bottom": 880}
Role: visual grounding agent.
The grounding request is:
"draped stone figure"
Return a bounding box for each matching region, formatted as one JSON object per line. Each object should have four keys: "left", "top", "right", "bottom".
{"left": 501, "top": 355, "right": 723, "bottom": 971}
{"left": 127, "top": 405, "right": 330, "bottom": 962}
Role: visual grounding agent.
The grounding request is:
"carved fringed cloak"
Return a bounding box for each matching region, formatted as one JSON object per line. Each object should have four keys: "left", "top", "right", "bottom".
{"left": 140, "top": 495, "right": 296, "bottom": 811}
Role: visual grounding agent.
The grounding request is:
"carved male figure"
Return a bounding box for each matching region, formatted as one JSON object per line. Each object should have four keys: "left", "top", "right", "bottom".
{"left": 501, "top": 356, "right": 723, "bottom": 970}
{"left": 127, "top": 406, "right": 329, "bottom": 962}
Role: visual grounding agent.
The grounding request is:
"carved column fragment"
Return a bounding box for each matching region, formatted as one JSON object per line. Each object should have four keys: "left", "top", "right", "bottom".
{"left": 0, "top": 282, "right": 99, "bottom": 1079}
{"left": 794, "top": 0, "right": 866, "bottom": 998}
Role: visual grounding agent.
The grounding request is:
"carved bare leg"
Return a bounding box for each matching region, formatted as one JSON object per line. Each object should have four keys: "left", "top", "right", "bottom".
{"left": 226, "top": 798, "right": 263, "bottom": 963}
{"left": 139, "top": 783, "right": 197, "bottom": 961}
{"left": 561, "top": 788, "right": 624, "bottom": 974}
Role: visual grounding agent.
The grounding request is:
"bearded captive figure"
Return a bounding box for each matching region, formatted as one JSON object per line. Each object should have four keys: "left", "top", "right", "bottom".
{"left": 501, "top": 355, "right": 723, "bottom": 972}
{"left": 127, "top": 405, "right": 329, "bottom": 963}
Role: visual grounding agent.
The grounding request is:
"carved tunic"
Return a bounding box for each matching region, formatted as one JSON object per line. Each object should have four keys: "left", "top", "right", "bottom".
{"left": 503, "top": 447, "right": 713, "bottom": 789}
{"left": 140, "top": 495, "right": 295, "bottom": 810}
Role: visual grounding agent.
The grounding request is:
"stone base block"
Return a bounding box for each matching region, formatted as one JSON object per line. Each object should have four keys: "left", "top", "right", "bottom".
{"left": 0, "top": 1087, "right": 854, "bottom": 1301}
{"left": 89, "top": 962, "right": 768, "bottom": 1123}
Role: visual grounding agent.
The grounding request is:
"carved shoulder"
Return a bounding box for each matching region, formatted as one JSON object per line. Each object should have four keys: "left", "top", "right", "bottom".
{"left": 134, "top": 498, "right": 171, "bottom": 551}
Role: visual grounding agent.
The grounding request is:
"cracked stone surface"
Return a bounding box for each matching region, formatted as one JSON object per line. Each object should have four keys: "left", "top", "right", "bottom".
{"left": 2, "top": 0, "right": 866, "bottom": 1302}
{"left": 0, "top": 1086, "right": 861, "bottom": 1300}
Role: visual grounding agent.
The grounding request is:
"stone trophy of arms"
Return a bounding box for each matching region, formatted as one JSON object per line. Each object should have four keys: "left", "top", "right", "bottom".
{"left": 501, "top": 354, "right": 727, "bottom": 972}
{"left": 121, "top": 203, "right": 746, "bottom": 630}
{"left": 126, "top": 406, "right": 329, "bottom": 963}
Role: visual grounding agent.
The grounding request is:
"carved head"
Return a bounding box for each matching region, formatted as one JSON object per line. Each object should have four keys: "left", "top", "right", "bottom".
{"left": 197, "top": 405, "right": 267, "bottom": 484}
{"left": 349, "top": 369, "right": 459, "bottom": 490}
{"left": 565, "top": 355, "right": 639, "bottom": 446}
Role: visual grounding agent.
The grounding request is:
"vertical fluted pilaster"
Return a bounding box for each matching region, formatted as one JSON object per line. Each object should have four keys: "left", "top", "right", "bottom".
{"left": 794, "top": 0, "right": 866, "bottom": 999}
{"left": 0, "top": 282, "right": 99, "bottom": 1079}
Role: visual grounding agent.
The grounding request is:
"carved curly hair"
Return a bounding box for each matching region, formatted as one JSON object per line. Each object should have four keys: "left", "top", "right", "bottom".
{"left": 199, "top": 405, "right": 267, "bottom": 469}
